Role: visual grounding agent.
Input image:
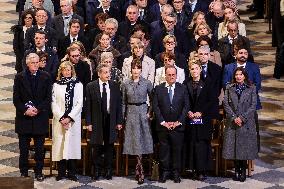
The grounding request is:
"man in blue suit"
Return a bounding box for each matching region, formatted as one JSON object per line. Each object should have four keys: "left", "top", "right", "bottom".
{"left": 223, "top": 46, "right": 262, "bottom": 150}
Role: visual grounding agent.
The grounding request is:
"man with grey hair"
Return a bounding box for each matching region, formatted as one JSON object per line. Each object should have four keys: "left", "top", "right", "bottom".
{"left": 197, "top": 45, "right": 222, "bottom": 119}
{"left": 151, "top": 11, "right": 189, "bottom": 57}
{"left": 93, "top": 18, "right": 127, "bottom": 54}
{"left": 51, "top": 0, "right": 84, "bottom": 40}
{"left": 100, "top": 52, "right": 123, "bottom": 83}
{"left": 13, "top": 52, "right": 52, "bottom": 181}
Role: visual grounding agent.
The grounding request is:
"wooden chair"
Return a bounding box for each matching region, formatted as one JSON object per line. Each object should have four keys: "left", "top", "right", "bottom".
{"left": 29, "top": 119, "right": 53, "bottom": 175}
{"left": 81, "top": 119, "right": 88, "bottom": 175}
{"left": 211, "top": 118, "right": 224, "bottom": 176}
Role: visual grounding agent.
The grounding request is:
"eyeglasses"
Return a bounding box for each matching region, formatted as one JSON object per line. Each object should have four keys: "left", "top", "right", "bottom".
{"left": 25, "top": 16, "right": 33, "bottom": 19}
{"left": 173, "top": 1, "right": 183, "bottom": 3}
{"left": 165, "top": 20, "right": 175, "bottom": 24}
{"left": 70, "top": 54, "right": 80, "bottom": 58}
{"left": 166, "top": 41, "right": 175, "bottom": 45}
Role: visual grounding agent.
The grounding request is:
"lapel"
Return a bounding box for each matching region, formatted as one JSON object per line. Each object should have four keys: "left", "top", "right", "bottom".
{"left": 239, "top": 86, "right": 250, "bottom": 104}
{"left": 109, "top": 81, "right": 114, "bottom": 110}
{"left": 172, "top": 83, "right": 179, "bottom": 105}
{"left": 58, "top": 16, "right": 64, "bottom": 32}
{"left": 228, "top": 85, "right": 239, "bottom": 108}
{"left": 196, "top": 80, "right": 204, "bottom": 99}
{"left": 187, "top": 81, "right": 194, "bottom": 100}
{"left": 35, "top": 71, "right": 43, "bottom": 98}
{"left": 161, "top": 83, "right": 171, "bottom": 105}
{"left": 22, "top": 72, "right": 33, "bottom": 97}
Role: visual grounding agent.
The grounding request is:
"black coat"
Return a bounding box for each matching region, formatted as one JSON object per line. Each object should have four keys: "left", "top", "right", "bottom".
{"left": 13, "top": 70, "right": 52, "bottom": 135}
{"left": 85, "top": 80, "right": 123, "bottom": 144}
{"left": 23, "top": 46, "right": 59, "bottom": 82}
{"left": 201, "top": 61, "right": 222, "bottom": 119}
{"left": 153, "top": 82, "right": 189, "bottom": 132}
{"left": 12, "top": 25, "right": 25, "bottom": 73}
{"left": 51, "top": 13, "right": 84, "bottom": 40}
{"left": 73, "top": 60, "right": 91, "bottom": 91}
{"left": 117, "top": 19, "right": 149, "bottom": 41}
{"left": 93, "top": 6, "right": 122, "bottom": 22}
{"left": 24, "top": 25, "right": 58, "bottom": 50}
{"left": 185, "top": 79, "right": 213, "bottom": 140}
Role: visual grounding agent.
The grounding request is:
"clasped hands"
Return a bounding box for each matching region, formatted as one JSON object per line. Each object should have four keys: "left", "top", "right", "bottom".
{"left": 188, "top": 111, "right": 202, "bottom": 119}
{"left": 60, "top": 117, "right": 71, "bottom": 130}
{"left": 24, "top": 107, "right": 38, "bottom": 117}
{"left": 162, "top": 121, "right": 180, "bottom": 130}
{"left": 234, "top": 117, "right": 243, "bottom": 127}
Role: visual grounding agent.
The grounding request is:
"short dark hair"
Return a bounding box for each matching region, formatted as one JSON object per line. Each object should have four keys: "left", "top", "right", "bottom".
{"left": 20, "top": 9, "right": 35, "bottom": 26}
{"left": 232, "top": 67, "right": 252, "bottom": 85}
{"left": 196, "top": 35, "right": 213, "bottom": 50}
{"left": 69, "top": 18, "right": 80, "bottom": 28}
{"left": 161, "top": 51, "right": 176, "bottom": 62}
{"left": 131, "top": 58, "right": 142, "bottom": 70}
{"left": 95, "top": 13, "right": 110, "bottom": 24}
{"left": 35, "top": 30, "right": 47, "bottom": 38}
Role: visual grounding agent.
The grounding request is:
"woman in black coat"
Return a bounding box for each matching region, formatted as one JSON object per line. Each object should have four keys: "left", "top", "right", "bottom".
{"left": 184, "top": 59, "right": 214, "bottom": 181}
{"left": 11, "top": 9, "right": 35, "bottom": 73}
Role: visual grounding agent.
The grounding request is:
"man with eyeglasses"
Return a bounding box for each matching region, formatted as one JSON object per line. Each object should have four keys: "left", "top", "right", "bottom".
{"left": 151, "top": 12, "right": 189, "bottom": 57}
{"left": 23, "top": 30, "right": 59, "bottom": 82}
{"left": 150, "top": 4, "right": 173, "bottom": 35}
{"left": 13, "top": 53, "right": 52, "bottom": 182}
{"left": 218, "top": 20, "right": 253, "bottom": 66}
{"left": 51, "top": 0, "right": 84, "bottom": 40}
{"left": 197, "top": 45, "right": 222, "bottom": 119}
{"left": 24, "top": 8, "right": 57, "bottom": 51}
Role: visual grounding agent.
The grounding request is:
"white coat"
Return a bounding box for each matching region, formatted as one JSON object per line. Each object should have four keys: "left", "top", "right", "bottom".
{"left": 51, "top": 82, "right": 83, "bottom": 161}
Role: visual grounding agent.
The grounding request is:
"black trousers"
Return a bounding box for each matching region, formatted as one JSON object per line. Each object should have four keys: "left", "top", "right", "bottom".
{"left": 93, "top": 114, "right": 114, "bottom": 171}
{"left": 18, "top": 134, "right": 45, "bottom": 175}
{"left": 158, "top": 130, "right": 184, "bottom": 172}
{"left": 254, "top": 0, "right": 264, "bottom": 15}
{"left": 58, "top": 159, "right": 76, "bottom": 176}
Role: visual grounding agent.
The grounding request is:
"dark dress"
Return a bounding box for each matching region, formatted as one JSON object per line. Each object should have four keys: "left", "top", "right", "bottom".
{"left": 185, "top": 80, "right": 213, "bottom": 172}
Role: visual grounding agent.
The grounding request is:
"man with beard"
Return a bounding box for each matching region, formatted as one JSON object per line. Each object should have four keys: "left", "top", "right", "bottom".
{"left": 223, "top": 46, "right": 261, "bottom": 151}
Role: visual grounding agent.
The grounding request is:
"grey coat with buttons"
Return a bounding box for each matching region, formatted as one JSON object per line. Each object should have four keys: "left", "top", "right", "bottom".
{"left": 222, "top": 83, "right": 258, "bottom": 160}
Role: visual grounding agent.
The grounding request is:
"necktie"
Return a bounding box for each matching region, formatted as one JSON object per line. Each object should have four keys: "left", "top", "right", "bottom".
{"left": 102, "top": 83, "right": 107, "bottom": 114}
{"left": 39, "top": 27, "right": 43, "bottom": 30}
{"left": 64, "top": 16, "right": 70, "bottom": 19}
{"left": 202, "top": 65, "right": 207, "bottom": 79}
{"left": 73, "top": 38, "right": 76, "bottom": 42}
{"left": 169, "top": 85, "right": 173, "bottom": 104}
{"left": 189, "top": 3, "right": 193, "bottom": 12}
{"left": 177, "top": 13, "right": 181, "bottom": 26}
{"left": 139, "top": 10, "right": 144, "bottom": 20}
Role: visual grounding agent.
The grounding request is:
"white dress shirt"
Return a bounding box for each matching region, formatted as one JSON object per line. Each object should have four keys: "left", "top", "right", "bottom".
{"left": 99, "top": 79, "right": 110, "bottom": 113}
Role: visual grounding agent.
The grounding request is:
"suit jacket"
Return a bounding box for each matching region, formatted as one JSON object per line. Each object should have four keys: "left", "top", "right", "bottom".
{"left": 138, "top": 7, "right": 155, "bottom": 25}
{"left": 218, "top": 34, "right": 253, "bottom": 66}
{"left": 93, "top": 6, "right": 122, "bottom": 22}
{"left": 185, "top": 79, "right": 214, "bottom": 140}
{"left": 12, "top": 25, "right": 25, "bottom": 72}
{"left": 153, "top": 82, "right": 189, "bottom": 132}
{"left": 149, "top": 3, "right": 161, "bottom": 22}
{"left": 149, "top": 19, "right": 163, "bottom": 35}
{"left": 24, "top": 25, "right": 58, "bottom": 50}
{"left": 51, "top": 13, "right": 84, "bottom": 40}
{"left": 13, "top": 70, "right": 52, "bottom": 135}
{"left": 57, "top": 35, "right": 88, "bottom": 60}
{"left": 201, "top": 61, "right": 222, "bottom": 118}
{"left": 175, "top": 10, "right": 191, "bottom": 32}
{"left": 117, "top": 19, "right": 149, "bottom": 41}
{"left": 184, "top": 0, "right": 209, "bottom": 20}
{"left": 122, "top": 55, "right": 155, "bottom": 84}
{"left": 85, "top": 80, "right": 123, "bottom": 144}
{"left": 222, "top": 61, "right": 262, "bottom": 110}
{"left": 23, "top": 46, "right": 59, "bottom": 82}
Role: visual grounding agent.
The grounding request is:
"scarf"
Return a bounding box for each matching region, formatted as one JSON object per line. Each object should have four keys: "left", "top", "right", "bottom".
{"left": 57, "top": 77, "right": 79, "bottom": 119}
{"left": 235, "top": 83, "right": 247, "bottom": 99}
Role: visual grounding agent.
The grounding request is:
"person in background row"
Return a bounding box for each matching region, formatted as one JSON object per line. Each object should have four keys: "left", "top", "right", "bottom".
{"left": 153, "top": 65, "right": 189, "bottom": 183}
{"left": 121, "top": 59, "right": 153, "bottom": 185}
{"left": 36, "top": 50, "right": 48, "bottom": 70}
{"left": 12, "top": 9, "right": 35, "bottom": 73}
{"left": 51, "top": 61, "right": 83, "bottom": 181}
{"left": 184, "top": 59, "right": 214, "bottom": 181}
{"left": 86, "top": 63, "right": 123, "bottom": 181}
{"left": 100, "top": 52, "right": 123, "bottom": 84}
{"left": 223, "top": 67, "right": 258, "bottom": 182}
{"left": 13, "top": 53, "right": 52, "bottom": 181}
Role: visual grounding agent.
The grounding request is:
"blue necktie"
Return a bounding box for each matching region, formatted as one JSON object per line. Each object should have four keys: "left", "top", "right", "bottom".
{"left": 169, "top": 85, "right": 173, "bottom": 104}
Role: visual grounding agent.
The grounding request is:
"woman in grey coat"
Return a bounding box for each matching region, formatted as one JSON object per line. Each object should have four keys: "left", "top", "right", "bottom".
{"left": 121, "top": 58, "right": 153, "bottom": 185}
{"left": 223, "top": 67, "right": 258, "bottom": 182}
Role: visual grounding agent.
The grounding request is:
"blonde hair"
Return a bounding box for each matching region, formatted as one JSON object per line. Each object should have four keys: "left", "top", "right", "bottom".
{"left": 188, "top": 11, "right": 205, "bottom": 29}
{"left": 188, "top": 58, "right": 202, "bottom": 69}
{"left": 163, "top": 34, "right": 176, "bottom": 45}
{"left": 56, "top": 61, "right": 76, "bottom": 80}
{"left": 194, "top": 22, "right": 212, "bottom": 36}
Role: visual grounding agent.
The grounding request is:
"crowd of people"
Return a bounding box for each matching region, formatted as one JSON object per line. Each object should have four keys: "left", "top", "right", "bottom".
{"left": 12, "top": 0, "right": 265, "bottom": 185}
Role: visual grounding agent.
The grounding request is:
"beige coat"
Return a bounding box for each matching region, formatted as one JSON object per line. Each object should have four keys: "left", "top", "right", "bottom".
{"left": 51, "top": 82, "right": 83, "bottom": 161}
{"left": 122, "top": 55, "right": 155, "bottom": 84}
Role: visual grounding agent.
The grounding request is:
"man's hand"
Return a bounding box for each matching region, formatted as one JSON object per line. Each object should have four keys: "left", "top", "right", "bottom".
{"left": 188, "top": 111, "right": 194, "bottom": 119}
{"left": 116, "top": 124, "right": 123, "bottom": 130}
{"left": 193, "top": 112, "right": 202, "bottom": 118}
{"left": 234, "top": 117, "right": 242, "bottom": 127}
{"left": 24, "top": 107, "right": 37, "bottom": 116}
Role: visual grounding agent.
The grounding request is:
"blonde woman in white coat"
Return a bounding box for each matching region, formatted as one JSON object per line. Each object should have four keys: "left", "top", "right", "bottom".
{"left": 52, "top": 61, "right": 83, "bottom": 181}
{"left": 154, "top": 52, "right": 185, "bottom": 87}
{"left": 122, "top": 41, "right": 155, "bottom": 84}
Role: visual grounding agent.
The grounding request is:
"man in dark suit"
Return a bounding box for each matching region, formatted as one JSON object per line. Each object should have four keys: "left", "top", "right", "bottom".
{"left": 150, "top": 4, "right": 173, "bottom": 35}
{"left": 13, "top": 53, "right": 52, "bottom": 181}
{"left": 149, "top": 0, "right": 168, "bottom": 22}
{"left": 134, "top": 0, "right": 154, "bottom": 24}
{"left": 23, "top": 30, "right": 59, "bottom": 82}
{"left": 153, "top": 65, "right": 189, "bottom": 183}
{"left": 92, "top": 0, "right": 121, "bottom": 23}
{"left": 172, "top": 0, "right": 190, "bottom": 31}
{"left": 24, "top": 8, "right": 57, "bottom": 51}
{"left": 197, "top": 45, "right": 222, "bottom": 119}
{"left": 218, "top": 21, "right": 253, "bottom": 67}
{"left": 51, "top": 0, "right": 84, "bottom": 41}
{"left": 117, "top": 5, "right": 149, "bottom": 41}
{"left": 86, "top": 63, "right": 123, "bottom": 180}
{"left": 151, "top": 12, "right": 189, "bottom": 58}
{"left": 184, "top": 0, "right": 209, "bottom": 20}
{"left": 57, "top": 18, "right": 88, "bottom": 60}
